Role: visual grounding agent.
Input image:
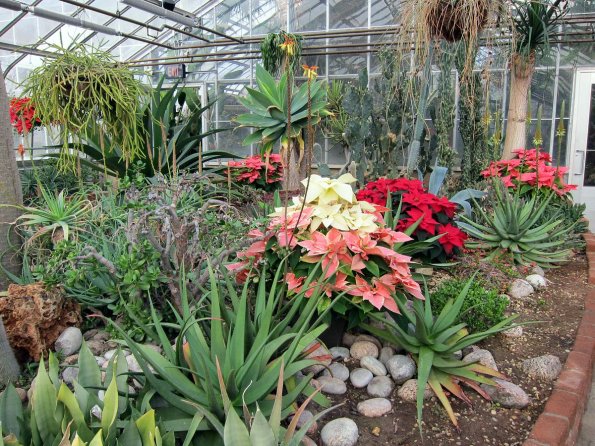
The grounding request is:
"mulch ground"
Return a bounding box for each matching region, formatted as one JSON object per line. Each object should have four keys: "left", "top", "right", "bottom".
{"left": 313, "top": 252, "right": 590, "bottom": 446}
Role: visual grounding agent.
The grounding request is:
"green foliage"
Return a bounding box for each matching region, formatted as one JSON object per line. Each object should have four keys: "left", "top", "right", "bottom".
{"left": 0, "top": 347, "right": 173, "bottom": 445}
{"left": 260, "top": 31, "right": 303, "bottom": 77}
{"left": 49, "top": 75, "right": 231, "bottom": 178}
{"left": 109, "top": 262, "right": 333, "bottom": 436}
{"left": 457, "top": 181, "right": 577, "bottom": 267}
{"left": 217, "top": 362, "right": 336, "bottom": 446}
{"left": 533, "top": 197, "right": 588, "bottom": 249}
{"left": 513, "top": 0, "right": 568, "bottom": 58}
{"left": 22, "top": 43, "right": 147, "bottom": 171}
{"left": 434, "top": 42, "right": 457, "bottom": 170}
{"left": 235, "top": 65, "right": 330, "bottom": 153}
{"left": 363, "top": 277, "right": 518, "bottom": 431}
{"left": 431, "top": 279, "right": 508, "bottom": 333}
{"left": 8, "top": 186, "right": 91, "bottom": 246}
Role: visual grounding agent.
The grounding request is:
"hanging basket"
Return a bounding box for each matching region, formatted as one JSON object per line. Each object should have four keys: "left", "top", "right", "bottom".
{"left": 425, "top": 0, "right": 489, "bottom": 42}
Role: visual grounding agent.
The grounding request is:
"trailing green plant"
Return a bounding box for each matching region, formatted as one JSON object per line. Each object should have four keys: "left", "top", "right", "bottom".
{"left": 22, "top": 42, "right": 148, "bottom": 171}
{"left": 260, "top": 31, "right": 303, "bottom": 77}
{"left": 0, "top": 346, "right": 174, "bottom": 445}
{"left": 457, "top": 180, "right": 578, "bottom": 267}
{"left": 431, "top": 278, "right": 508, "bottom": 333}
{"left": 363, "top": 277, "right": 518, "bottom": 431}
{"left": 109, "top": 262, "right": 334, "bottom": 436}
{"left": 235, "top": 65, "right": 330, "bottom": 190}
{"left": 48, "top": 75, "right": 231, "bottom": 178}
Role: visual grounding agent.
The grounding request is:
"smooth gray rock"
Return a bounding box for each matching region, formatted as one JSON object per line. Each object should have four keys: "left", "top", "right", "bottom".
{"left": 126, "top": 354, "right": 142, "bottom": 373}
{"left": 54, "top": 327, "right": 83, "bottom": 356}
{"left": 379, "top": 346, "right": 395, "bottom": 365}
{"left": 322, "top": 362, "right": 350, "bottom": 382}
{"left": 350, "top": 341, "right": 379, "bottom": 360}
{"left": 452, "top": 350, "right": 463, "bottom": 360}
{"left": 508, "top": 279, "right": 534, "bottom": 299}
{"left": 62, "top": 366, "right": 78, "bottom": 385}
{"left": 463, "top": 349, "right": 498, "bottom": 371}
{"left": 481, "top": 379, "right": 529, "bottom": 408}
{"left": 525, "top": 274, "right": 547, "bottom": 290}
{"left": 350, "top": 368, "right": 373, "bottom": 388}
{"left": 357, "top": 398, "right": 392, "bottom": 417}
{"left": 329, "top": 347, "right": 350, "bottom": 361}
{"left": 501, "top": 326, "right": 524, "bottom": 338}
{"left": 521, "top": 355, "right": 562, "bottom": 381}
{"left": 321, "top": 418, "right": 359, "bottom": 446}
{"left": 387, "top": 355, "right": 416, "bottom": 384}
{"left": 367, "top": 375, "right": 394, "bottom": 398}
{"left": 317, "top": 376, "right": 347, "bottom": 395}
{"left": 289, "top": 409, "right": 317, "bottom": 436}
{"left": 304, "top": 342, "right": 332, "bottom": 375}
{"left": 360, "top": 356, "right": 387, "bottom": 376}
{"left": 530, "top": 265, "right": 545, "bottom": 277}
{"left": 397, "top": 379, "right": 433, "bottom": 402}
{"left": 354, "top": 334, "right": 382, "bottom": 350}
{"left": 342, "top": 333, "right": 357, "bottom": 347}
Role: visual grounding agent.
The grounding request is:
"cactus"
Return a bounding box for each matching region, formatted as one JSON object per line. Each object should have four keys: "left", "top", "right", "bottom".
{"left": 435, "top": 42, "right": 457, "bottom": 170}
{"left": 0, "top": 315, "right": 20, "bottom": 386}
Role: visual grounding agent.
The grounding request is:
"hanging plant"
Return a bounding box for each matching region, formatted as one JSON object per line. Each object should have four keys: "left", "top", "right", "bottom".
{"left": 260, "top": 30, "right": 303, "bottom": 77}
{"left": 22, "top": 43, "right": 148, "bottom": 171}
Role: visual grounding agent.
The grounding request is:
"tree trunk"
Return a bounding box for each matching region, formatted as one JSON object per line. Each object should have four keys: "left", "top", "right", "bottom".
{"left": 283, "top": 136, "right": 308, "bottom": 192}
{"left": 502, "top": 53, "right": 535, "bottom": 160}
{"left": 0, "top": 67, "right": 23, "bottom": 290}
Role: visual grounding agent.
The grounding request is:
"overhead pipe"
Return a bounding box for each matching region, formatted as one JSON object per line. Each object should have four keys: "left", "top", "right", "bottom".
{"left": 60, "top": 0, "right": 211, "bottom": 42}
{"left": 120, "top": 0, "right": 243, "bottom": 43}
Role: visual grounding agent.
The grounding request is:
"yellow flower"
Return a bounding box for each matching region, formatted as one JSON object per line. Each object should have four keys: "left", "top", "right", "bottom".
{"left": 302, "top": 174, "right": 357, "bottom": 205}
{"left": 279, "top": 36, "right": 296, "bottom": 56}
{"left": 302, "top": 64, "right": 318, "bottom": 81}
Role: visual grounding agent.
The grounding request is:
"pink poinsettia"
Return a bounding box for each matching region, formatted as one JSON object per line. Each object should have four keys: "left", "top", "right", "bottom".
{"left": 227, "top": 174, "right": 424, "bottom": 314}
{"left": 481, "top": 148, "right": 576, "bottom": 196}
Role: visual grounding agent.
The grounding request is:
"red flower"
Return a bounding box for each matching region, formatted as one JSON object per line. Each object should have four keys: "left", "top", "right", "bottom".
{"left": 436, "top": 224, "right": 467, "bottom": 255}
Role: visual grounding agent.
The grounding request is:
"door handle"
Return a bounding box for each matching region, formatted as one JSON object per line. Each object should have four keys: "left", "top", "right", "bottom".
{"left": 574, "top": 151, "right": 585, "bottom": 176}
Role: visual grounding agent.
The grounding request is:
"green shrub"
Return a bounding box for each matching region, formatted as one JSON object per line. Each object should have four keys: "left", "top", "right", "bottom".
{"left": 431, "top": 278, "right": 508, "bottom": 333}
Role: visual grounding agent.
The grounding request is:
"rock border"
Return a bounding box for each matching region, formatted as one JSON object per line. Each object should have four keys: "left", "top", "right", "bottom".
{"left": 523, "top": 231, "right": 595, "bottom": 446}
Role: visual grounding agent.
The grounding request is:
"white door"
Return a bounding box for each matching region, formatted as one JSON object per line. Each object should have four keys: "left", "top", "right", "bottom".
{"left": 569, "top": 69, "right": 595, "bottom": 232}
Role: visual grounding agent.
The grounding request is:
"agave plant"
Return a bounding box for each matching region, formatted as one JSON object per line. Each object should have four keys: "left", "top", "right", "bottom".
{"left": 235, "top": 65, "right": 330, "bottom": 190}
{"left": 363, "top": 278, "right": 518, "bottom": 431}
{"left": 7, "top": 186, "right": 91, "bottom": 245}
{"left": 109, "top": 261, "right": 334, "bottom": 435}
{"left": 457, "top": 181, "right": 576, "bottom": 267}
{"left": 0, "top": 344, "right": 173, "bottom": 446}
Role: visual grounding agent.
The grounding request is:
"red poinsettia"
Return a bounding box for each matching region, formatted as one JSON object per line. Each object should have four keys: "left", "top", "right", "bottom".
{"left": 481, "top": 148, "right": 576, "bottom": 196}
{"left": 227, "top": 153, "right": 283, "bottom": 192}
{"left": 356, "top": 177, "right": 467, "bottom": 262}
{"left": 9, "top": 97, "right": 41, "bottom": 135}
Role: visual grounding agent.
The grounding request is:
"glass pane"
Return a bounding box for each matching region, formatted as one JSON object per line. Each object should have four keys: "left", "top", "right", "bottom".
{"left": 585, "top": 84, "right": 595, "bottom": 186}
{"left": 290, "top": 0, "right": 326, "bottom": 32}
{"left": 329, "top": 0, "right": 367, "bottom": 29}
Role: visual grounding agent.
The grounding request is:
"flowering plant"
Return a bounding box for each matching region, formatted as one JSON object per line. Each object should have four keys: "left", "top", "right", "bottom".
{"left": 227, "top": 174, "right": 424, "bottom": 324}
{"left": 9, "top": 97, "right": 41, "bottom": 135}
{"left": 481, "top": 148, "right": 576, "bottom": 197}
{"left": 356, "top": 178, "right": 467, "bottom": 262}
{"left": 227, "top": 153, "right": 283, "bottom": 192}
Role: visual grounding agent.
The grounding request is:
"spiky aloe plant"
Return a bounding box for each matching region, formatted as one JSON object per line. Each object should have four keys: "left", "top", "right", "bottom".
{"left": 363, "top": 277, "right": 518, "bottom": 431}
{"left": 457, "top": 181, "right": 576, "bottom": 267}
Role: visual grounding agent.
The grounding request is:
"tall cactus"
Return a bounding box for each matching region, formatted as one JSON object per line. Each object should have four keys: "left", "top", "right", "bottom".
{"left": 0, "top": 315, "right": 20, "bottom": 386}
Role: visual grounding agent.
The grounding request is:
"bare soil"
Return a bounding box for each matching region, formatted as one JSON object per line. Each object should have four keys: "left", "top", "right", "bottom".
{"left": 314, "top": 252, "right": 590, "bottom": 446}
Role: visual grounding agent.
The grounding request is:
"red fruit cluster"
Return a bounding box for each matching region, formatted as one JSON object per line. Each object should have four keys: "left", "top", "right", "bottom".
{"left": 481, "top": 148, "right": 577, "bottom": 196}
{"left": 356, "top": 178, "right": 467, "bottom": 258}
{"left": 9, "top": 97, "right": 40, "bottom": 135}
{"left": 227, "top": 154, "right": 283, "bottom": 189}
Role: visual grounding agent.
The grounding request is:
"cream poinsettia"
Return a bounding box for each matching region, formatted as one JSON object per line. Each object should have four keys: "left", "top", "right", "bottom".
{"left": 303, "top": 173, "right": 357, "bottom": 205}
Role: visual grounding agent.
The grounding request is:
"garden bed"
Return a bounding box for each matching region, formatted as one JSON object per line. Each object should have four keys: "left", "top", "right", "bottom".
{"left": 313, "top": 253, "right": 589, "bottom": 446}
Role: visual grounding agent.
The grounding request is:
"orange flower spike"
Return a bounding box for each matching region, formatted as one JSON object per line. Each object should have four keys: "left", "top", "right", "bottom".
{"left": 17, "top": 143, "right": 25, "bottom": 159}
{"left": 279, "top": 35, "right": 296, "bottom": 56}
{"left": 302, "top": 64, "right": 318, "bottom": 81}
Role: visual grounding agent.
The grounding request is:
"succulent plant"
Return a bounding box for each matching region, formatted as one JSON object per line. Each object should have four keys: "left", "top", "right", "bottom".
{"left": 363, "top": 277, "right": 519, "bottom": 431}
{"left": 457, "top": 181, "right": 577, "bottom": 267}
